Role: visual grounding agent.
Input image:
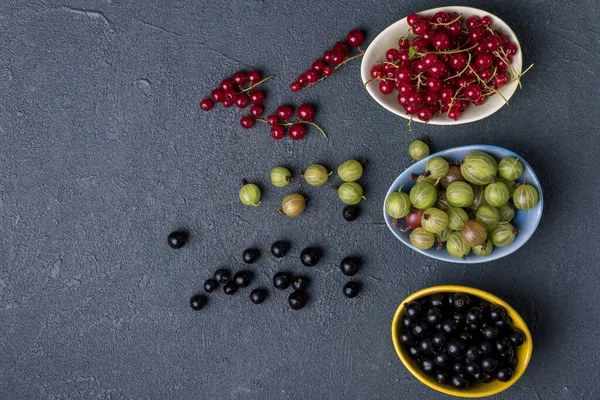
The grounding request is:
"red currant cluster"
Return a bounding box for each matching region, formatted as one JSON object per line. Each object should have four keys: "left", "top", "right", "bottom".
{"left": 199, "top": 69, "right": 273, "bottom": 116}
{"left": 258, "top": 104, "right": 326, "bottom": 141}
{"left": 290, "top": 30, "right": 366, "bottom": 92}
{"left": 369, "top": 12, "right": 529, "bottom": 122}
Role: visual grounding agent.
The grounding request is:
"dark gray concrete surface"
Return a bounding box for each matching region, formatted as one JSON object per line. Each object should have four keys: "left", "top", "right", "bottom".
{"left": 1, "top": 0, "right": 599, "bottom": 399}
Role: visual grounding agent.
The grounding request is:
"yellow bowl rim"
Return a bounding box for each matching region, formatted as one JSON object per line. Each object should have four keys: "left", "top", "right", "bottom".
{"left": 391, "top": 285, "right": 533, "bottom": 398}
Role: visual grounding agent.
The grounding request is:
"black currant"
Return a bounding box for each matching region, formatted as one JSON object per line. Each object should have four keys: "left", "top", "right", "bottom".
{"left": 223, "top": 281, "right": 238, "bottom": 295}
{"left": 249, "top": 288, "right": 267, "bottom": 304}
{"left": 447, "top": 339, "right": 465, "bottom": 358}
{"left": 340, "top": 256, "right": 361, "bottom": 276}
{"left": 273, "top": 272, "right": 292, "bottom": 290}
{"left": 242, "top": 248, "right": 260, "bottom": 264}
{"left": 495, "top": 367, "right": 513, "bottom": 382}
{"left": 288, "top": 291, "right": 307, "bottom": 310}
{"left": 300, "top": 247, "right": 321, "bottom": 267}
{"left": 292, "top": 276, "right": 309, "bottom": 291}
{"left": 343, "top": 281, "right": 361, "bottom": 298}
{"left": 400, "top": 330, "right": 415, "bottom": 346}
{"left": 405, "top": 301, "right": 422, "bottom": 320}
{"left": 203, "top": 279, "right": 218, "bottom": 293}
{"left": 214, "top": 268, "right": 231, "bottom": 284}
{"left": 167, "top": 230, "right": 188, "bottom": 249}
{"left": 189, "top": 294, "right": 206, "bottom": 311}
{"left": 271, "top": 241, "right": 289, "bottom": 258}
{"left": 343, "top": 205, "right": 360, "bottom": 221}
{"left": 508, "top": 329, "right": 525, "bottom": 347}
{"left": 480, "top": 356, "right": 498, "bottom": 372}
{"left": 233, "top": 270, "right": 252, "bottom": 287}
{"left": 451, "top": 374, "right": 470, "bottom": 389}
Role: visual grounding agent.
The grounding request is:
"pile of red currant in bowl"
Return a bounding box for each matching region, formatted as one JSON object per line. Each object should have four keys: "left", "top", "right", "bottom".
{"left": 365, "top": 10, "right": 531, "bottom": 124}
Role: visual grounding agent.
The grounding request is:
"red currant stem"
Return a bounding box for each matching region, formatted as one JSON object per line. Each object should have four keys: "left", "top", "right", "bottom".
{"left": 417, "top": 43, "right": 478, "bottom": 56}
{"left": 469, "top": 65, "right": 509, "bottom": 104}
{"left": 384, "top": 61, "right": 400, "bottom": 68}
{"left": 447, "top": 87, "right": 464, "bottom": 117}
{"left": 238, "top": 75, "right": 275, "bottom": 94}
{"left": 256, "top": 118, "right": 327, "bottom": 139}
{"left": 433, "top": 14, "right": 463, "bottom": 27}
{"left": 485, "top": 67, "right": 498, "bottom": 85}
{"left": 300, "top": 51, "right": 365, "bottom": 91}
{"left": 511, "top": 63, "right": 534, "bottom": 85}
{"left": 444, "top": 52, "right": 473, "bottom": 81}
{"left": 494, "top": 49, "right": 522, "bottom": 89}
{"left": 401, "top": 28, "right": 413, "bottom": 42}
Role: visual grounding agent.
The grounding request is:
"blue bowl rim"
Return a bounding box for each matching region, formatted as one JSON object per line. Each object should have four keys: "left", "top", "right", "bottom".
{"left": 383, "top": 144, "right": 544, "bottom": 264}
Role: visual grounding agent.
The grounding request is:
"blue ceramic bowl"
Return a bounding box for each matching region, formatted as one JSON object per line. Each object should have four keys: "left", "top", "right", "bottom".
{"left": 384, "top": 145, "right": 543, "bottom": 263}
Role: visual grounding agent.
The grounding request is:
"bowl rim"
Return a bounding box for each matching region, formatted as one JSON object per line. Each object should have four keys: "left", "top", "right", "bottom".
{"left": 383, "top": 144, "right": 544, "bottom": 263}
{"left": 360, "top": 6, "right": 523, "bottom": 125}
{"left": 391, "top": 285, "right": 533, "bottom": 397}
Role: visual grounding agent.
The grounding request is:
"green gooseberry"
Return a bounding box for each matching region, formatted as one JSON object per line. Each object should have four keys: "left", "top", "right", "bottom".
{"left": 445, "top": 181, "right": 474, "bottom": 208}
{"left": 472, "top": 239, "right": 493, "bottom": 257}
{"left": 279, "top": 193, "right": 307, "bottom": 217}
{"left": 496, "top": 175, "right": 516, "bottom": 196}
{"left": 469, "top": 184, "right": 488, "bottom": 211}
{"left": 421, "top": 207, "right": 449, "bottom": 234}
{"left": 337, "top": 182, "right": 365, "bottom": 205}
{"left": 337, "top": 159, "right": 363, "bottom": 182}
{"left": 498, "top": 204, "right": 515, "bottom": 223}
{"left": 460, "top": 151, "right": 498, "bottom": 185}
{"left": 436, "top": 226, "right": 452, "bottom": 243}
{"left": 409, "top": 182, "right": 438, "bottom": 210}
{"left": 498, "top": 157, "right": 524, "bottom": 181}
{"left": 476, "top": 205, "right": 500, "bottom": 230}
{"left": 303, "top": 164, "right": 330, "bottom": 186}
{"left": 239, "top": 181, "right": 261, "bottom": 206}
{"left": 513, "top": 182, "right": 539, "bottom": 211}
{"left": 425, "top": 157, "right": 450, "bottom": 180}
{"left": 270, "top": 167, "right": 292, "bottom": 187}
{"left": 409, "top": 139, "right": 429, "bottom": 162}
{"left": 447, "top": 207, "right": 469, "bottom": 230}
{"left": 385, "top": 187, "right": 411, "bottom": 219}
{"left": 410, "top": 227, "right": 435, "bottom": 250}
{"left": 491, "top": 223, "right": 519, "bottom": 247}
{"left": 461, "top": 219, "right": 488, "bottom": 247}
{"left": 446, "top": 232, "right": 471, "bottom": 260}
{"left": 484, "top": 180, "right": 510, "bottom": 207}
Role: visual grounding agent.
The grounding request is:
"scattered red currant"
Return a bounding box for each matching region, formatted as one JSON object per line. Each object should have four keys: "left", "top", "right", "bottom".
{"left": 289, "top": 124, "right": 306, "bottom": 140}
{"left": 240, "top": 116, "right": 254, "bottom": 129}
{"left": 200, "top": 99, "right": 213, "bottom": 111}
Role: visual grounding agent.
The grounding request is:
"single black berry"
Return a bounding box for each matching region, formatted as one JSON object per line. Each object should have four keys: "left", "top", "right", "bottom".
{"left": 340, "top": 256, "right": 361, "bottom": 276}
{"left": 300, "top": 247, "right": 321, "bottom": 267}
{"left": 405, "top": 301, "right": 422, "bottom": 320}
{"left": 343, "top": 281, "right": 361, "bottom": 298}
{"left": 223, "top": 281, "right": 238, "bottom": 295}
{"left": 495, "top": 367, "right": 513, "bottom": 382}
{"left": 242, "top": 248, "right": 260, "bottom": 264}
{"left": 480, "top": 356, "right": 498, "bottom": 372}
{"left": 292, "top": 276, "right": 309, "bottom": 291}
{"left": 167, "top": 231, "right": 188, "bottom": 249}
{"left": 213, "top": 269, "right": 231, "bottom": 284}
{"left": 342, "top": 205, "right": 360, "bottom": 221}
{"left": 234, "top": 270, "right": 252, "bottom": 287}
{"left": 400, "top": 330, "right": 415, "bottom": 346}
{"left": 288, "top": 291, "right": 307, "bottom": 310}
{"left": 270, "top": 241, "right": 289, "bottom": 258}
{"left": 451, "top": 374, "right": 470, "bottom": 389}
{"left": 189, "top": 294, "right": 206, "bottom": 311}
{"left": 273, "top": 272, "right": 292, "bottom": 290}
{"left": 249, "top": 288, "right": 267, "bottom": 304}
{"left": 508, "top": 329, "right": 525, "bottom": 347}
{"left": 203, "top": 279, "right": 218, "bottom": 293}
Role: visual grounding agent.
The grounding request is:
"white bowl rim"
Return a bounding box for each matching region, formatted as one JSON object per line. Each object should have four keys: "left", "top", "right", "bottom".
{"left": 360, "top": 6, "right": 524, "bottom": 125}
{"left": 383, "top": 144, "right": 544, "bottom": 263}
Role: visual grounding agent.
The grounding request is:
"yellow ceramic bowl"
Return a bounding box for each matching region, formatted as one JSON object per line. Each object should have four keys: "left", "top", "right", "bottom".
{"left": 391, "top": 285, "right": 533, "bottom": 398}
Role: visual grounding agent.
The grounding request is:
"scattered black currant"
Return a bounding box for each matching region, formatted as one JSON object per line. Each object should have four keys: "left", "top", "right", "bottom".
{"left": 223, "top": 281, "right": 238, "bottom": 295}
{"left": 340, "top": 256, "right": 361, "bottom": 276}
{"left": 249, "top": 288, "right": 268, "bottom": 304}
{"left": 233, "top": 270, "right": 252, "bottom": 287}
{"left": 167, "top": 230, "right": 188, "bottom": 249}
{"left": 343, "top": 281, "right": 361, "bottom": 298}
{"left": 242, "top": 248, "right": 260, "bottom": 264}
{"left": 203, "top": 279, "right": 218, "bottom": 293}
{"left": 300, "top": 247, "right": 321, "bottom": 266}
{"left": 288, "top": 291, "right": 308, "bottom": 310}
{"left": 273, "top": 272, "right": 292, "bottom": 290}
{"left": 189, "top": 294, "right": 206, "bottom": 311}
{"left": 270, "top": 241, "right": 289, "bottom": 258}
{"left": 342, "top": 205, "right": 360, "bottom": 221}
{"left": 213, "top": 268, "right": 231, "bottom": 284}
{"left": 292, "top": 276, "right": 309, "bottom": 291}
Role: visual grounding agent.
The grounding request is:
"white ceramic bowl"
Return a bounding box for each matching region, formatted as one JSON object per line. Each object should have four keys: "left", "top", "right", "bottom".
{"left": 383, "top": 145, "right": 543, "bottom": 263}
{"left": 361, "top": 6, "right": 523, "bottom": 125}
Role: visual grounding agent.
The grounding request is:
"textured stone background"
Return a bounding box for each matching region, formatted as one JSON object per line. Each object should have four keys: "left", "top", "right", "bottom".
{"left": 1, "top": 0, "right": 599, "bottom": 399}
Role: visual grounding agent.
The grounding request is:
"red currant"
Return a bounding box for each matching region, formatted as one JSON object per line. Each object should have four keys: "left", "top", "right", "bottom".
{"left": 211, "top": 88, "right": 226, "bottom": 102}
{"left": 289, "top": 124, "right": 306, "bottom": 140}
{"left": 235, "top": 94, "right": 250, "bottom": 108}
{"left": 417, "top": 106, "right": 433, "bottom": 121}
{"left": 466, "top": 16, "right": 480, "bottom": 30}
{"left": 413, "top": 60, "right": 427, "bottom": 73}
{"left": 483, "top": 36, "right": 501, "bottom": 52}
{"left": 422, "top": 29, "right": 436, "bottom": 44}
{"left": 480, "top": 68, "right": 493, "bottom": 80}
{"left": 404, "top": 104, "right": 418, "bottom": 114}
{"left": 429, "top": 62, "right": 447, "bottom": 77}
{"left": 250, "top": 104, "right": 264, "bottom": 118}
{"left": 323, "top": 50, "right": 333, "bottom": 63}
{"left": 305, "top": 70, "right": 319, "bottom": 83}
{"left": 296, "top": 104, "right": 315, "bottom": 121}
{"left": 386, "top": 48, "right": 400, "bottom": 62}
{"left": 398, "top": 37, "right": 411, "bottom": 49}
{"left": 290, "top": 81, "right": 301, "bottom": 92}
{"left": 407, "top": 13, "right": 420, "bottom": 27}
{"left": 397, "top": 81, "right": 413, "bottom": 94}
{"left": 440, "top": 86, "right": 454, "bottom": 101}
{"left": 433, "top": 33, "right": 450, "bottom": 51}
{"left": 329, "top": 50, "right": 345, "bottom": 65}
{"left": 379, "top": 80, "right": 394, "bottom": 94}
{"left": 370, "top": 64, "right": 384, "bottom": 79}
{"left": 240, "top": 116, "right": 254, "bottom": 128}
{"left": 220, "top": 78, "right": 235, "bottom": 91}
{"left": 504, "top": 43, "right": 518, "bottom": 56}
{"left": 464, "top": 84, "right": 482, "bottom": 101}
{"left": 397, "top": 93, "right": 408, "bottom": 106}
{"left": 423, "top": 91, "right": 439, "bottom": 105}
{"left": 448, "top": 109, "right": 461, "bottom": 120}
{"left": 266, "top": 114, "right": 279, "bottom": 126}
{"left": 311, "top": 60, "right": 326, "bottom": 73}
{"left": 200, "top": 99, "right": 213, "bottom": 111}
{"left": 412, "top": 38, "right": 428, "bottom": 52}
{"left": 449, "top": 53, "right": 467, "bottom": 69}
{"left": 398, "top": 50, "right": 410, "bottom": 65}
{"left": 456, "top": 76, "right": 471, "bottom": 88}
{"left": 322, "top": 66, "right": 334, "bottom": 76}
{"left": 247, "top": 70, "right": 261, "bottom": 84}
{"left": 249, "top": 90, "right": 265, "bottom": 104}
{"left": 298, "top": 74, "right": 307, "bottom": 85}
{"left": 494, "top": 55, "right": 511, "bottom": 69}
{"left": 347, "top": 30, "right": 365, "bottom": 47}
{"left": 407, "top": 91, "right": 423, "bottom": 106}
{"left": 334, "top": 41, "right": 350, "bottom": 56}
{"left": 473, "top": 95, "right": 486, "bottom": 105}
{"left": 222, "top": 98, "right": 233, "bottom": 108}
{"left": 276, "top": 105, "right": 293, "bottom": 120}
{"left": 493, "top": 71, "right": 510, "bottom": 88}
{"left": 271, "top": 125, "right": 285, "bottom": 140}
{"left": 480, "top": 16, "right": 492, "bottom": 26}
{"left": 475, "top": 53, "right": 493, "bottom": 69}
{"left": 413, "top": 20, "right": 429, "bottom": 35}
{"left": 395, "top": 65, "right": 412, "bottom": 82}
{"left": 423, "top": 53, "right": 438, "bottom": 66}
{"left": 447, "top": 21, "right": 462, "bottom": 36}
{"left": 224, "top": 88, "right": 237, "bottom": 100}
{"left": 433, "top": 12, "right": 449, "bottom": 24}
{"left": 232, "top": 71, "right": 247, "bottom": 86}
{"left": 469, "top": 26, "right": 485, "bottom": 42}
{"left": 425, "top": 76, "right": 442, "bottom": 91}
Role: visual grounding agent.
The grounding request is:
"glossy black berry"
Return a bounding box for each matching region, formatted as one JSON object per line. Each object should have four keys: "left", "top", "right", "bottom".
{"left": 481, "top": 325, "right": 499, "bottom": 340}
{"left": 453, "top": 312, "right": 466, "bottom": 327}
{"left": 436, "top": 371, "right": 450, "bottom": 385}
{"left": 270, "top": 241, "right": 290, "bottom": 258}
{"left": 249, "top": 288, "right": 267, "bottom": 304}
{"left": 419, "top": 338, "right": 434, "bottom": 354}
{"left": 480, "top": 340, "right": 494, "bottom": 354}
{"left": 420, "top": 357, "right": 436, "bottom": 374}
{"left": 441, "top": 320, "right": 457, "bottom": 335}
{"left": 430, "top": 293, "right": 446, "bottom": 308}
{"left": 213, "top": 268, "right": 231, "bottom": 284}
{"left": 300, "top": 247, "right": 321, "bottom": 267}
{"left": 452, "top": 363, "right": 466, "bottom": 375}
{"left": 189, "top": 294, "right": 206, "bottom": 311}
{"left": 480, "top": 356, "right": 498, "bottom": 372}
{"left": 223, "top": 281, "right": 238, "bottom": 295}
{"left": 465, "top": 307, "right": 483, "bottom": 328}
{"left": 343, "top": 281, "right": 361, "bottom": 298}
{"left": 273, "top": 272, "right": 292, "bottom": 290}
{"left": 496, "top": 338, "right": 512, "bottom": 353}
{"left": 426, "top": 307, "right": 442, "bottom": 325}
{"left": 400, "top": 330, "right": 415, "bottom": 346}
{"left": 453, "top": 293, "right": 471, "bottom": 311}
{"left": 495, "top": 318, "right": 511, "bottom": 331}
{"left": 242, "top": 248, "right": 260, "bottom": 264}
{"left": 490, "top": 306, "right": 506, "bottom": 321}
{"left": 402, "top": 315, "right": 413, "bottom": 329}
{"left": 412, "top": 321, "right": 428, "bottom": 337}
{"left": 447, "top": 339, "right": 465, "bottom": 358}
{"left": 432, "top": 332, "right": 447, "bottom": 348}
{"left": 233, "top": 271, "right": 252, "bottom": 287}
{"left": 203, "top": 279, "right": 218, "bottom": 293}
{"left": 434, "top": 352, "right": 451, "bottom": 368}
{"left": 340, "top": 256, "right": 361, "bottom": 276}
{"left": 408, "top": 345, "right": 421, "bottom": 359}
{"left": 465, "top": 362, "right": 480, "bottom": 376}
{"left": 405, "top": 301, "right": 422, "bottom": 320}
{"left": 343, "top": 205, "right": 360, "bottom": 221}
{"left": 292, "top": 276, "right": 309, "bottom": 291}
{"left": 495, "top": 367, "right": 513, "bottom": 382}
{"left": 465, "top": 345, "right": 482, "bottom": 362}
{"left": 508, "top": 329, "right": 525, "bottom": 347}
{"left": 167, "top": 231, "right": 188, "bottom": 249}
{"left": 451, "top": 374, "right": 470, "bottom": 389}
{"left": 288, "top": 291, "right": 307, "bottom": 310}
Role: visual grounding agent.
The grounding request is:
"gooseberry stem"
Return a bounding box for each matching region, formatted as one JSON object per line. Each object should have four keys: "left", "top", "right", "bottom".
{"left": 301, "top": 51, "right": 365, "bottom": 91}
